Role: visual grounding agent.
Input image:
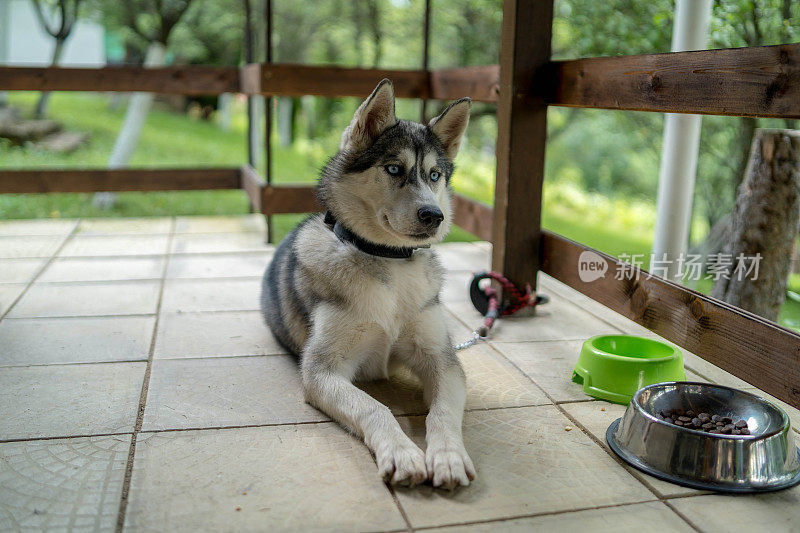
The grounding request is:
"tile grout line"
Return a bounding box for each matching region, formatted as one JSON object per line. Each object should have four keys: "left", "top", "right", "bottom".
{"left": 1, "top": 307, "right": 266, "bottom": 321}
{"left": 0, "top": 431, "right": 133, "bottom": 444}
{"left": 0, "top": 359, "right": 150, "bottom": 369}
{"left": 411, "top": 498, "right": 664, "bottom": 531}
{"left": 13, "top": 249, "right": 274, "bottom": 261}
{"left": 3, "top": 249, "right": 270, "bottom": 262}
{"left": 0, "top": 352, "right": 290, "bottom": 369}
{"left": 0, "top": 221, "right": 80, "bottom": 322}
{"left": 384, "top": 483, "right": 415, "bottom": 533}
{"left": 482, "top": 341, "right": 704, "bottom": 533}
{"left": 662, "top": 500, "right": 706, "bottom": 532}
{"left": 139, "top": 419, "right": 332, "bottom": 434}
{"left": 0, "top": 420, "right": 335, "bottom": 445}
{"left": 0, "top": 402, "right": 556, "bottom": 444}
{"left": 536, "top": 286, "right": 628, "bottom": 335}
{"left": 114, "top": 217, "right": 176, "bottom": 533}
{"left": 34, "top": 275, "right": 266, "bottom": 285}
{"left": 2, "top": 313, "right": 156, "bottom": 320}
{"left": 5, "top": 308, "right": 260, "bottom": 320}
{"left": 554, "top": 398, "right": 597, "bottom": 405}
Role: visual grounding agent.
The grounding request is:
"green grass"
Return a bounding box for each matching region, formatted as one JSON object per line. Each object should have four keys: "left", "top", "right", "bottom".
{"left": 542, "top": 209, "right": 652, "bottom": 259}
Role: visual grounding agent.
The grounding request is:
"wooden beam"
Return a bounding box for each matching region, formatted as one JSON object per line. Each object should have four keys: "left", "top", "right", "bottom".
{"left": 540, "top": 230, "right": 800, "bottom": 410}
{"left": 243, "top": 63, "right": 430, "bottom": 99}
{"left": 4, "top": 43, "right": 798, "bottom": 118}
{"left": 452, "top": 194, "right": 493, "bottom": 242}
{"left": 0, "top": 66, "right": 239, "bottom": 95}
{"left": 491, "top": 0, "right": 553, "bottom": 292}
{"left": 549, "top": 43, "right": 800, "bottom": 119}
{"left": 0, "top": 168, "right": 241, "bottom": 193}
{"left": 0, "top": 165, "right": 495, "bottom": 240}
{"left": 239, "top": 64, "right": 261, "bottom": 94}
{"left": 261, "top": 185, "right": 320, "bottom": 215}
{"left": 240, "top": 164, "right": 265, "bottom": 212}
{"left": 431, "top": 65, "right": 500, "bottom": 103}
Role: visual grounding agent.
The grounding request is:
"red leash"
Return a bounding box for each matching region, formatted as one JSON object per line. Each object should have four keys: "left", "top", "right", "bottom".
{"left": 454, "top": 271, "right": 549, "bottom": 350}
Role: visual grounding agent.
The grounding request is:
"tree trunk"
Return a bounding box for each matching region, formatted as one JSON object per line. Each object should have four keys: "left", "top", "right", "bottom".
{"left": 34, "top": 36, "right": 66, "bottom": 119}
{"left": 94, "top": 42, "right": 166, "bottom": 209}
{"left": 712, "top": 129, "right": 800, "bottom": 322}
{"left": 367, "top": 0, "right": 381, "bottom": 67}
{"left": 248, "top": 95, "right": 265, "bottom": 170}
{"left": 106, "top": 42, "right": 166, "bottom": 167}
{"left": 277, "top": 96, "right": 294, "bottom": 147}
{"left": 688, "top": 214, "right": 730, "bottom": 268}
{"left": 217, "top": 93, "right": 233, "bottom": 131}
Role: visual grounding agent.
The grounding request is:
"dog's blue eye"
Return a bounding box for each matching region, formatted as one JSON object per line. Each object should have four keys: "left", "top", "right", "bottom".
{"left": 385, "top": 165, "right": 401, "bottom": 176}
{"left": 430, "top": 171, "right": 440, "bottom": 182}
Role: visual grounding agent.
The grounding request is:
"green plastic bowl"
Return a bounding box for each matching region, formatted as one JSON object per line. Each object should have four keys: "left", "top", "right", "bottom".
{"left": 572, "top": 335, "right": 686, "bottom": 404}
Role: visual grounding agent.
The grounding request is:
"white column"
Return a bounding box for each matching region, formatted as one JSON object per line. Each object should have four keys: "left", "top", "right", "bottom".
{"left": 651, "top": 0, "right": 712, "bottom": 280}
{"left": 0, "top": 0, "right": 10, "bottom": 107}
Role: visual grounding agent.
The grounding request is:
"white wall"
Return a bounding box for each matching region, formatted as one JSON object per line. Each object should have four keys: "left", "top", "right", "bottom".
{"left": 4, "top": 0, "right": 105, "bottom": 66}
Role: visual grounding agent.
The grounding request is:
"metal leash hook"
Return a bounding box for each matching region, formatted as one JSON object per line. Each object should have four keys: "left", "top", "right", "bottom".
{"left": 453, "top": 271, "right": 549, "bottom": 351}
{"left": 453, "top": 331, "right": 483, "bottom": 351}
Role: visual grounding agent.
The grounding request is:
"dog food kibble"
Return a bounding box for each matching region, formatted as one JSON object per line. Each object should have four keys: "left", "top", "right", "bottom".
{"left": 656, "top": 409, "right": 751, "bottom": 436}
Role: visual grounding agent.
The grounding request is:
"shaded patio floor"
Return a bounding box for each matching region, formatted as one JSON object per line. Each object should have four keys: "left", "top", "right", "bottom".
{"left": 1, "top": 215, "right": 799, "bottom": 531}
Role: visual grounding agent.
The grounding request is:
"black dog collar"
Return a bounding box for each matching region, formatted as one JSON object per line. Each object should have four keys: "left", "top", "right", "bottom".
{"left": 324, "top": 211, "right": 417, "bottom": 259}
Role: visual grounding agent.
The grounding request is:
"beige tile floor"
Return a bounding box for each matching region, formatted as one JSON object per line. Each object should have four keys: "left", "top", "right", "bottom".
{"left": 1, "top": 214, "right": 799, "bottom": 532}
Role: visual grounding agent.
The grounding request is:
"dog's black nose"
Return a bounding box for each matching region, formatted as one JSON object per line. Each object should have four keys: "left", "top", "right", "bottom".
{"left": 417, "top": 205, "right": 444, "bottom": 227}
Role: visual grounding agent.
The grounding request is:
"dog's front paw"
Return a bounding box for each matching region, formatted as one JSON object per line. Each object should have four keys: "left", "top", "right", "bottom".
{"left": 426, "top": 446, "right": 476, "bottom": 490}
{"left": 376, "top": 439, "right": 427, "bottom": 487}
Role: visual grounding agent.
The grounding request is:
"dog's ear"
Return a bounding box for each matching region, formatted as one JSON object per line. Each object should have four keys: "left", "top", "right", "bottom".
{"left": 429, "top": 98, "right": 471, "bottom": 160}
{"left": 340, "top": 79, "right": 397, "bottom": 152}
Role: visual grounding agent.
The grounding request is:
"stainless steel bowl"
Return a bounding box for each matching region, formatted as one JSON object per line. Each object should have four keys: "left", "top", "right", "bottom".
{"left": 607, "top": 382, "right": 800, "bottom": 493}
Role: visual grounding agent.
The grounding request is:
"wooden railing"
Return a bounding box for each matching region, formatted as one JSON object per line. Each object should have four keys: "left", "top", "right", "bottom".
{"left": 1, "top": 0, "right": 799, "bottom": 408}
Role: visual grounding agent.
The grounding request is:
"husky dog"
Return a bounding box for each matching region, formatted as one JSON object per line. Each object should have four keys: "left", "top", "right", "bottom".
{"left": 261, "top": 79, "right": 474, "bottom": 489}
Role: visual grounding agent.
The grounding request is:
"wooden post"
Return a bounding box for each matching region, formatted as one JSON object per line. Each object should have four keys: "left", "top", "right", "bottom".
{"left": 491, "top": 0, "right": 554, "bottom": 294}
{"left": 244, "top": 0, "right": 255, "bottom": 170}
{"left": 264, "top": 0, "right": 274, "bottom": 242}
